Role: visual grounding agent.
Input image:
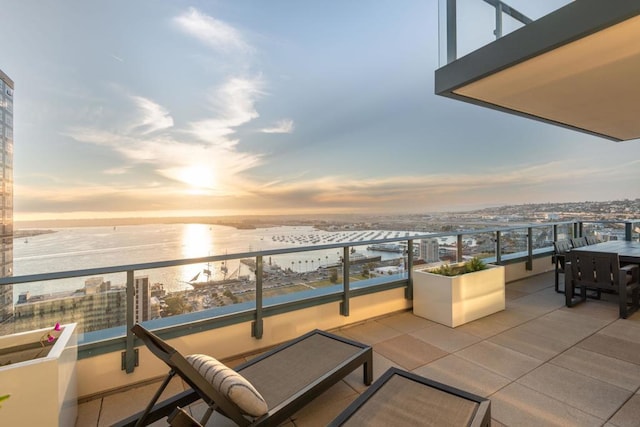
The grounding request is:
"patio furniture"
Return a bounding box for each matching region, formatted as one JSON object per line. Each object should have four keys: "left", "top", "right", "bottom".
{"left": 570, "top": 236, "right": 588, "bottom": 248}
{"left": 585, "top": 235, "right": 600, "bottom": 245}
{"left": 553, "top": 239, "right": 572, "bottom": 293}
{"left": 114, "top": 325, "right": 373, "bottom": 427}
{"left": 329, "top": 367, "right": 490, "bottom": 427}
{"left": 566, "top": 250, "right": 640, "bottom": 318}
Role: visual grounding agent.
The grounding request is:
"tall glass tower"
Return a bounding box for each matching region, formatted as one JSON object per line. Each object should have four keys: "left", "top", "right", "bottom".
{"left": 0, "top": 69, "right": 13, "bottom": 322}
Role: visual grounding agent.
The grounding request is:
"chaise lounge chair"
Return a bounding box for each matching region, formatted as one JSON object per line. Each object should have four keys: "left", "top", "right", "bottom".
{"left": 329, "top": 367, "right": 491, "bottom": 427}
{"left": 114, "top": 324, "right": 373, "bottom": 426}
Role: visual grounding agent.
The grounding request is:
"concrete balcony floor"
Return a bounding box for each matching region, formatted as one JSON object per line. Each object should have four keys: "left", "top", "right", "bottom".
{"left": 77, "top": 271, "right": 640, "bottom": 426}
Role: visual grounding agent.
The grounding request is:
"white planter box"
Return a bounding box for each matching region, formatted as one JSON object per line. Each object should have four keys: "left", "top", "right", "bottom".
{"left": 0, "top": 323, "right": 77, "bottom": 426}
{"left": 413, "top": 264, "right": 505, "bottom": 328}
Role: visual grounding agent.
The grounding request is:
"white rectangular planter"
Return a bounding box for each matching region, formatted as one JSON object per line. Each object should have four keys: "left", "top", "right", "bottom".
{"left": 0, "top": 323, "right": 78, "bottom": 426}
{"left": 413, "top": 264, "right": 505, "bottom": 328}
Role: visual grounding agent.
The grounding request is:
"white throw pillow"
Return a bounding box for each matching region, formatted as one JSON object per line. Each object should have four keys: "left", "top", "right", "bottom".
{"left": 186, "top": 354, "right": 268, "bottom": 417}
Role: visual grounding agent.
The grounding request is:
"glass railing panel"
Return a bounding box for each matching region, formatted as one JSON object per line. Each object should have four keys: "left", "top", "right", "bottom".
{"left": 438, "top": 0, "right": 574, "bottom": 66}
{"left": 555, "top": 223, "right": 573, "bottom": 242}
{"left": 531, "top": 225, "right": 554, "bottom": 250}
{"left": 462, "top": 231, "right": 494, "bottom": 260}
{"left": 3, "top": 273, "right": 129, "bottom": 341}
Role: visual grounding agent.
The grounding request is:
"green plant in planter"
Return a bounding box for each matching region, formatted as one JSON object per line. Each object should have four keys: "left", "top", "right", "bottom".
{"left": 431, "top": 257, "right": 487, "bottom": 276}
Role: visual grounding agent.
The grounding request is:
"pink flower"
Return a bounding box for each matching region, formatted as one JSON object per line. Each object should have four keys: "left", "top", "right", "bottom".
{"left": 47, "top": 333, "right": 55, "bottom": 343}
{"left": 53, "top": 322, "right": 61, "bottom": 331}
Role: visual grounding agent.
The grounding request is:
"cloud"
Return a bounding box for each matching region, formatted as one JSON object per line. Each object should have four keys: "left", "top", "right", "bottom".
{"left": 261, "top": 119, "right": 294, "bottom": 134}
{"left": 173, "top": 7, "right": 252, "bottom": 54}
{"left": 127, "top": 96, "right": 174, "bottom": 135}
{"left": 187, "top": 77, "right": 264, "bottom": 147}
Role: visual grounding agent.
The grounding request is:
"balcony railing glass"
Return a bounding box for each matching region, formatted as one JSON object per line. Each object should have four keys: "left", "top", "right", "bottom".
{"left": 438, "top": 0, "right": 574, "bottom": 66}
{"left": 0, "top": 219, "right": 637, "bottom": 373}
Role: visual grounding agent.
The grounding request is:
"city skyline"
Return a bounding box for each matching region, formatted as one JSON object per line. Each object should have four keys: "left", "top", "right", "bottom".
{"left": 4, "top": 1, "right": 640, "bottom": 221}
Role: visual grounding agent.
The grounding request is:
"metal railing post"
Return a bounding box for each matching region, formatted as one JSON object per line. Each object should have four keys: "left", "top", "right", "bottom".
{"left": 456, "top": 234, "right": 463, "bottom": 263}
{"left": 625, "top": 222, "right": 633, "bottom": 242}
{"left": 122, "top": 270, "right": 138, "bottom": 373}
{"left": 494, "top": 0, "right": 503, "bottom": 38}
{"left": 340, "top": 247, "right": 350, "bottom": 316}
{"left": 446, "top": 0, "right": 457, "bottom": 63}
{"left": 495, "top": 231, "right": 502, "bottom": 264}
{"left": 252, "top": 255, "right": 263, "bottom": 338}
{"left": 406, "top": 239, "right": 414, "bottom": 300}
{"left": 526, "top": 227, "right": 533, "bottom": 271}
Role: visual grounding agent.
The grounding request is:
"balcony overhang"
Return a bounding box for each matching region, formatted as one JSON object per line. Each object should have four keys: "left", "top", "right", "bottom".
{"left": 435, "top": 0, "right": 640, "bottom": 142}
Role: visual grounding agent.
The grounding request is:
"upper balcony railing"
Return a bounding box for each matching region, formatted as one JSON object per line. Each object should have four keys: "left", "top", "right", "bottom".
{"left": 438, "top": 0, "right": 574, "bottom": 66}
{"left": 0, "top": 219, "right": 638, "bottom": 373}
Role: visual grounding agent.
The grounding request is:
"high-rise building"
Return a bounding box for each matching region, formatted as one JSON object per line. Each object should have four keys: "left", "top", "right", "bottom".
{"left": 0, "top": 69, "right": 13, "bottom": 322}
{"left": 419, "top": 238, "right": 439, "bottom": 263}
{"left": 134, "top": 276, "right": 150, "bottom": 323}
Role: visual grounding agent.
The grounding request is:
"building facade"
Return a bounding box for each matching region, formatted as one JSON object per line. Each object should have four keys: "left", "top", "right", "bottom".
{"left": 0, "top": 69, "right": 13, "bottom": 322}
{"left": 419, "top": 238, "right": 440, "bottom": 263}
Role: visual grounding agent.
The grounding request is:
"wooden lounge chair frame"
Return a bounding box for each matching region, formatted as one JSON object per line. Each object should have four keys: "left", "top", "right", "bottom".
{"left": 566, "top": 250, "right": 640, "bottom": 318}
{"left": 329, "top": 367, "right": 490, "bottom": 427}
{"left": 114, "top": 324, "right": 372, "bottom": 427}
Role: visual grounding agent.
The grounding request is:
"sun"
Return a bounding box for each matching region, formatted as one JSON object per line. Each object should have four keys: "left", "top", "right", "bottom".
{"left": 178, "top": 165, "right": 217, "bottom": 190}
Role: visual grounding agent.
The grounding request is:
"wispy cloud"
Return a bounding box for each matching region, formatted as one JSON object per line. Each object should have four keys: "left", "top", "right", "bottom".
{"left": 173, "top": 7, "right": 252, "bottom": 54}
{"left": 187, "top": 77, "right": 264, "bottom": 147}
{"left": 261, "top": 119, "right": 294, "bottom": 134}
{"left": 127, "top": 96, "right": 174, "bottom": 135}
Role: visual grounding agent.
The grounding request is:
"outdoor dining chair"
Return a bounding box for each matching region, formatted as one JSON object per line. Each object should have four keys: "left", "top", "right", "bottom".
{"left": 566, "top": 250, "right": 640, "bottom": 318}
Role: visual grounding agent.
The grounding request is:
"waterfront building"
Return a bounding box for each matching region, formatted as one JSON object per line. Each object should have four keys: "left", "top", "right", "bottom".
{"left": 11, "top": 275, "right": 159, "bottom": 333}
{"left": 134, "top": 276, "right": 151, "bottom": 323}
{"left": 419, "top": 238, "right": 439, "bottom": 263}
{"left": 0, "top": 68, "right": 13, "bottom": 322}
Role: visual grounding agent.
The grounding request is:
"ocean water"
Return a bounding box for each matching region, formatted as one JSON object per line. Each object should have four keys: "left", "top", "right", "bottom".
{"left": 13, "top": 223, "right": 420, "bottom": 299}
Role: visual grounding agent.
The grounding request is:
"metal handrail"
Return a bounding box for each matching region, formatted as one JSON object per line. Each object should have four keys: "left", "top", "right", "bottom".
{"left": 1, "top": 219, "right": 637, "bottom": 373}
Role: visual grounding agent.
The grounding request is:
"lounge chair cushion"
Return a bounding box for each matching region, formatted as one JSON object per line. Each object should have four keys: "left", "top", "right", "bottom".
{"left": 186, "top": 354, "right": 268, "bottom": 417}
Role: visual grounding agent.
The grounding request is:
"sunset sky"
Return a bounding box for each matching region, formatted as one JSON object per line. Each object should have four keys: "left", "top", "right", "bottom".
{"left": 4, "top": 0, "right": 640, "bottom": 221}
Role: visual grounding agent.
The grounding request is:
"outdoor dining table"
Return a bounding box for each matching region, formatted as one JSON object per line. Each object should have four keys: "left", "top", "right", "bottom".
{"left": 571, "top": 240, "right": 640, "bottom": 264}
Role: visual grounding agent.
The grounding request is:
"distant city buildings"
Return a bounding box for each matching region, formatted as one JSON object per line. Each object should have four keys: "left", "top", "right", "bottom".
{"left": 12, "top": 275, "right": 157, "bottom": 334}
{"left": 419, "top": 238, "right": 439, "bottom": 263}
{"left": 0, "top": 68, "right": 13, "bottom": 322}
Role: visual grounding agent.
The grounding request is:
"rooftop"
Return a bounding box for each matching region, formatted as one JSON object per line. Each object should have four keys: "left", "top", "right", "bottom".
{"left": 77, "top": 270, "right": 640, "bottom": 426}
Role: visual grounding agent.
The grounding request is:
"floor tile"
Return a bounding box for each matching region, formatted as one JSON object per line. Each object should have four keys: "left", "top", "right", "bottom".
{"left": 413, "top": 354, "right": 510, "bottom": 397}
{"left": 488, "top": 324, "right": 570, "bottom": 361}
{"left": 578, "top": 333, "right": 640, "bottom": 365}
{"left": 608, "top": 393, "right": 640, "bottom": 427}
{"left": 76, "top": 398, "right": 101, "bottom": 427}
{"left": 456, "top": 341, "right": 543, "bottom": 380}
{"left": 339, "top": 321, "right": 403, "bottom": 345}
{"left": 374, "top": 334, "right": 448, "bottom": 370}
{"left": 491, "top": 382, "right": 604, "bottom": 427}
{"left": 98, "top": 376, "right": 185, "bottom": 426}
{"left": 290, "top": 381, "right": 358, "bottom": 427}
{"left": 375, "top": 311, "right": 435, "bottom": 333}
{"left": 343, "top": 351, "right": 396, "bottom": 393}
{"left": 599, "top": 319, "right": 640, "bottom": 344}
{"left": 550, "top": 347, "right": 640, "bottom": 392}
{"left": 517, "top": 363, "right": 632, "bottom": 420}
{"left": 409, "top": 323, "right": 482, "bottom": 352}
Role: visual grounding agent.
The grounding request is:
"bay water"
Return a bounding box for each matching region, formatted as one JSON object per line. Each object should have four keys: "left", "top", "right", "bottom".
{"left": 13, "top": 223, "right": 423, "bottom": 300}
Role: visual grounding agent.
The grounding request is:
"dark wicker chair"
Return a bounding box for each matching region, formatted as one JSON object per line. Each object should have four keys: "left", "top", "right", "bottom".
{"left": 570, "top": 236, "right": 588, "bottom": 248}
{"left": 566, "top": 251, "right": 640, "bottom": 318}
{"left": 553, "top": 240, "right": 573, "bottom": 293}
{"left": 585, "top": 235, "right": 600, "bottom": 245}
{"left": 115, "top": 324, "right": 373, "bottom": 427}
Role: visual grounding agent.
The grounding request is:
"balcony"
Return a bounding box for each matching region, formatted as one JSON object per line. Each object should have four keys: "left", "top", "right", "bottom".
{"left": 1, "top": 219, "right": 639, "bottom": 425}
{"left": 435, "top": 0, "right": 640, "bottom": 141}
